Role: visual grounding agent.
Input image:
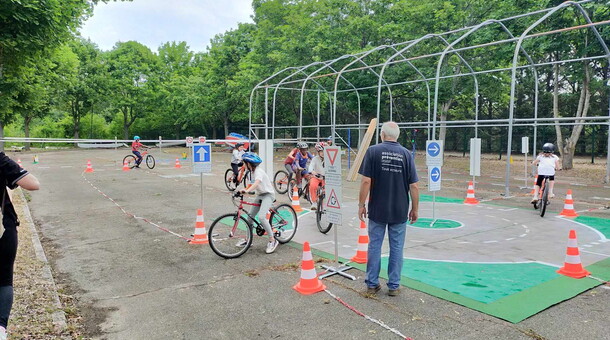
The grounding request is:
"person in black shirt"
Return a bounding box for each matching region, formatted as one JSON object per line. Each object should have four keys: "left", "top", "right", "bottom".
{"left": 358, "top": 122, "right": 419, "bottom": 297}
{"left": 0, "top": 152, "right": 39, "bottom": 340}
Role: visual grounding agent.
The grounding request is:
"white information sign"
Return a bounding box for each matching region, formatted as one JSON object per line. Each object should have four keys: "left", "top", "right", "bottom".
{"left": 469, "top": 138, "right": 481, "bottom": 177}
{"left": 192, "top": 143, "right": 212, "bottom": 173}
{"left": 521, "top": 137, "right": 529, "bottom": 154}
{"left": 428, "top": 166, "right": 442, "bottom": 192}
{"left": 426, "top": 140, "right": 444, "bottom": 167}
{"left": 324, "top": 146, "right": 342, "bottom": 225}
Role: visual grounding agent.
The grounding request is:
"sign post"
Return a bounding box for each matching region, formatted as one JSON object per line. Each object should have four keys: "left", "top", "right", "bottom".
{"left": 469, "top": 138, "right": 481, "bottom": 186}
{"left": 319, "top": 146, "right": 355, "bottom": 281}
{"left": 521, "top": 137, "right": 529, "bottom": 189}
{"left": 190, "top": 139, "right": 211, "bottom": 210}
{"left": 426, "top": 140, "right": 444, "bottom": 226}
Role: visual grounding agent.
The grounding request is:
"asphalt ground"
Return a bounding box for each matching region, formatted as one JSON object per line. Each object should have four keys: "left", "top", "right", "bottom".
{"left": 13, "top": 147, "right": 610, "bottom": 339}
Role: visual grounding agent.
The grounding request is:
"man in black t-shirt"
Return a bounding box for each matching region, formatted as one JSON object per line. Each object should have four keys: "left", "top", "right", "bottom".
{"left": 0, "top": 152, "right": 39, "bottom": 339}
{"left": 358, "top": 122, "right": 419, "bottom": 296}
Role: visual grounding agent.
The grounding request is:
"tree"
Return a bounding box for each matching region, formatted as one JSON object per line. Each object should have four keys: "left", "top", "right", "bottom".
{"left": 105, "top": 41, "right": 160, "bottom": 139}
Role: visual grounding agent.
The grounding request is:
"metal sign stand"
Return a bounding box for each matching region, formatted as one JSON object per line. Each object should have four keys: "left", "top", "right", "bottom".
{"left": 319, "top": 146, "right": 355, "bottom": 281}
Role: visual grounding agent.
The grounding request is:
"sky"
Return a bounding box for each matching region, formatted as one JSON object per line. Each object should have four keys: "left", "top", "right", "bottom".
{"left": 78, "top": 0, "right": 254, "bottom": 53}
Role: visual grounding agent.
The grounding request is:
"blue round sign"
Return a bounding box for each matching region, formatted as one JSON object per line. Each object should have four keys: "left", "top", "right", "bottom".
{"left": 427, "top": 142, "right": 440, "bottom": 157}
{"left": 430, "top": 167, "right": 441, "bottom": 182}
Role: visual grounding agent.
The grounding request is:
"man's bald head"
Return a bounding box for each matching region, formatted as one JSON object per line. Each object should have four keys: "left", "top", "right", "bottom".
{"left": 381, "top": 121, "right": 400, "bottom": 142}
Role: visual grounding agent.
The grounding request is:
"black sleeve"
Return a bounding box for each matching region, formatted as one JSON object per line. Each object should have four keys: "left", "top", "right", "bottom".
{"left": 0, "top": 152, "right": 29, "bottom": 189}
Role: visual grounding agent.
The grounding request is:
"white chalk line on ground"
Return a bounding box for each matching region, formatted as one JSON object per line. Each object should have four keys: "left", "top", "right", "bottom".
{"left": 81, "top": 171, "right": 191, "bottom": 241}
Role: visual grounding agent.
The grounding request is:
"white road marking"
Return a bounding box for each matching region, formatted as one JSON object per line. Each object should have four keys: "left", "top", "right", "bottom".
{"left": 60, "top": 166, "right": 73, "bottom": 168}
{"left": 483, "top": 240, "right": 499, "bottom": 243}
{"left": 502, "top": 218, "right": 510, "bottom": 222}
{"left": 485, "top": 215, "right": 495, "bottom": 218}
{"left": 410, "top": 240, "right": 425, "bottom": 243}
{"left": 590, "top": 242, "right": 600, "bottom": 245}
{"left": 498, "top": 208, "right": 517, "bottom": 212}
{"left": 491, "top": 183, "right": 504, "bottom": 187}
{"left": 457, "top": 241, "right": 471, "bottom": 244}
{"left": 310, "top": 241, "right": 334, "bottom": 246}
{"left": 37, "top": 166, "right": 50, "bottom": 169}
{"left": 505, "top": 238, "right": 515, "bottom": 241}
{"left": 519, "top": 234, "right": 527, "bottom": 237}
{"left": 583, "top": 244, "right": 593, "bottom": 248}
{"left": 555, "top": 216, "right": 608, "bottom": 242}
{"left": 591, "top": 197, "right": 610, "bottom": 201}
{"left": 571, "top": 183, "right": 586, "bottom": 186}
{"left": 581, "top": 250, "right": 610, "bottom": 257}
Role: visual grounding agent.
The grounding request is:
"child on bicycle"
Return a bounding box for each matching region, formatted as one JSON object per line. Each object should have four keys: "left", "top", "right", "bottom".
{"left": 230, "top": 143, "right": 245, "bottom": 184}
{"left": 292, "top": 142, "right": 314, "bottom": 192}
{"left": 283, "top": 142, "right": 302, "bottom": 179}
{"left": 308, "top": 143, "right": 326, "bottom": 210}
{"left": 531, "top": 142, "right": 561, "bottom": 204}
{"left": 240, "top": 152, "right": 278, "bottom": 254}
{"left": 131, "top": 136, "right": 149, "bottom": 168}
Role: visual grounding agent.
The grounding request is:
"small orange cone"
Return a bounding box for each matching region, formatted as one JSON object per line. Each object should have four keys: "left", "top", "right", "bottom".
{"left": 189, "top": 209, "right": 209, "bottom": 244}
{"left": 559, "top": 189, "right": 578, "bottom": 217}
{"left": 291, "top": 186, "right": 303, "bottom": 212}
{"left": 175, "top": 158, "right": 182, "bottom": 169}
{"left": 557, "top": 230, "right": 590, "bottom": 279}
{"left": 85, "top": 160, "right": 94, "bottom": 173}
{"left": 122, "top": 160, "right": 130, "bottom": 172}
{"left": 464, "top": 181, "right": 479, "bottom": 204}
{"left": 293, "top": 241, "right": 326, "bottom": 295}
{"left": 529, "top": 175, "right": 538, "bottom": 194}
{"left": 351, "top": 220, "right": 369, "bottom": 264}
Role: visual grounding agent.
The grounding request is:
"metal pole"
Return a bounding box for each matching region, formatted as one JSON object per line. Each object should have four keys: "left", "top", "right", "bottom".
{"left": 606, "top": 82, "right": 610, "bottom": 183}
{"left": 200, "top": 173, "right": 204, "bottom": 210}
{"left": 159, "top": 136, "right": 162, "bottom": 153}
{"left": 317, "top": 91, "right": 321, "bottom": 140}
{"left": 348, "top": 129, "right": 351, "bottom": 169}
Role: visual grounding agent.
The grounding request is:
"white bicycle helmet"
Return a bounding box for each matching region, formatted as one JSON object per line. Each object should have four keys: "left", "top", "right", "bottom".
{"left": 297, "top": 141, "right": 308, "bottom": 149}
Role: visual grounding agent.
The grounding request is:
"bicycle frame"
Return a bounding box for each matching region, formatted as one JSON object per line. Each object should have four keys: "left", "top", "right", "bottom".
{"left": 230, "top": 195, "right": 288, "bottom": 234}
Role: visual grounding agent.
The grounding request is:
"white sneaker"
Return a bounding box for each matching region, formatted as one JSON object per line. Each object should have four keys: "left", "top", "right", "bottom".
{"left": 265, "top": 239, "right": 279, "bottom": 254}
{"left": 0, "top": 326, "right": 7, "bottom": 340}
{"left": 550, "top": 193, "right": 555, "bottom": 198}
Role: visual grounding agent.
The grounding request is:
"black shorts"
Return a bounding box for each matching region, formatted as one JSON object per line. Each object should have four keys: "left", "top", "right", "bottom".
{"left": 536, "top": 175, "right": 555, "bottom": 187}
{"left": 0, "top": 227, "right": 18, "bottom": 286}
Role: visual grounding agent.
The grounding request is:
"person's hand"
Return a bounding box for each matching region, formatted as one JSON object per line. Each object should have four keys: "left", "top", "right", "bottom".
{"left": 358, "top": 206, "right": 367, "bottom": 221}
{"left": 409, "top": 210, "right": 418, "bottom": 224}
{"left": 239, "top": 189, "right": 246, "bottom": 194}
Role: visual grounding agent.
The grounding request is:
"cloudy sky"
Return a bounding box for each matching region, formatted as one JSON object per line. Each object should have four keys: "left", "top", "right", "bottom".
{"left": 79, "top": 0, "right": 254, "bottom": 52}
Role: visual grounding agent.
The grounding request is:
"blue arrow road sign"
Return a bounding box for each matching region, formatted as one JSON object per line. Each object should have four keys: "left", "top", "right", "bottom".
{"left": 193, "top": 145, "right": 210, "bottom": 162}
{"left": 427, "top": 142, "right": 440, "bottom": 157}
{"left": 430, "top": 167, "right": 440, "bottom": 182}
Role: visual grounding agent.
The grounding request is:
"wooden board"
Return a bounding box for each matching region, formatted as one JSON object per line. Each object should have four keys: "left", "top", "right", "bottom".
{"left": 346, "top": 118, "right": 377, "bottom": 182}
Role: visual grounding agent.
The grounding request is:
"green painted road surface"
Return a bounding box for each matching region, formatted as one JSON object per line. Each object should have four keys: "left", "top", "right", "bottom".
{"left": 410, "top": 218, "right": 462, "bottom": 229}
{"left": 574, "top": 215, "right": 610, "bottom": 239}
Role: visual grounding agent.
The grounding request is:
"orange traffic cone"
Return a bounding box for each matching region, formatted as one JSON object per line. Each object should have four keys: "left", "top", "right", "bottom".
{"left": 175, "top": 158, "right": 182, "bottom": 169}
{"left": 464, "top": 181, "right": 479, "bottom": 204}
{"left": 291, "top": 186, "right": 303, "bottom": 212}
{"left": 559, "top": 189, "right": 578, "bottom": 217}
{"left": 293, "top": 241, "right": 326, "bottom": 295}
{"left": 85, "top": 160, "right": 94, "bottom": 173}
{"left": 529, "top": 175, "right": 538, "bottom": 194}
{"left": 189, "top": 209, "right": 209, "bottom": 244}
{"left": 351, "top": 220, "right": 369, "bottom": 264}
{"left": 122, "top": 160, "right": 130, "bottom": 172}
{"left": 557, "top": 230, "right": 590, "bottom": 279}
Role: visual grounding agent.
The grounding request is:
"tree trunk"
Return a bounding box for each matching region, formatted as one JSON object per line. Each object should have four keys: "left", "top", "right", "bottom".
{"left": 223, "top": 116, "right": 229, "bottom": 137}
{"left": 438, "top": 100, "right": 451, "bottom": 141}
{"left": 24, "top": 117, "right": 31, "bottom": 151}
{"left": 560, "top": 62, "right": 591, "bottom": 170}
{"left": 0, "top": 120, "right": 4, "bottom": 152}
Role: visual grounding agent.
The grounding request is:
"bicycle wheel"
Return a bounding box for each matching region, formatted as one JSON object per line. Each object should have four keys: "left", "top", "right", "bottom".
{"left": 242, "top": 170, "right": 251, "bottom": 189}
{"left": 316, "top": 189, "right": 332, "bottom": 234}
{"left": 273, "top": 170, "right": 290, "bottom": 194}
{"left": 286, "top": 178, "right": 297, "bottom": 200}
{"left": 224, "top": 169, "right": 237, "bottom": 191}
{"left": 208, "top": 213, "right": 253, "bottom": 258}
{"left": 270, "top": 204, "right": 298, "bottom": 244}
{"left": 123, "top": 155, "right": 137, "bottom": 169}
{"left": 540, "top": 180, "right": 549, "bottom": 217}
{"left": 146, "top": 155, "right": 155, "bottom": 169}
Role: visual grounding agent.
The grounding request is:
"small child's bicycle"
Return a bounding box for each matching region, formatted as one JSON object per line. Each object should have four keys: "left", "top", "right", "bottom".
{"left": 208, "top": 192, "right": 298, "bottom": 258}
{"left": 532, "top": 175, "right": 551, "bottom": 217}
{"left": 123, "top": 151, "right": 155, "bottom": 169}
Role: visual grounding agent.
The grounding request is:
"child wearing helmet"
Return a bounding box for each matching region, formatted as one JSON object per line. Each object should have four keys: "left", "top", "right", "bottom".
{"left": 292, "top": 142, "right": 314, "bottom": 190}
{"left": 240, "top": 152, "right": 278, "bottom": 254}
{"left": 282, "top": 143, "right": 303, "bottom": 179}
{"left": 308, "top": 143, "right": 326, "bottom": 210}
{"left": 531, "top": 143, "right": 560, "bottom": 204}
{"left": 131, "top": 136, "right": 149, "bottom": 168}
{"left": 230, "top": 143, "right": 246, "bottom": 184}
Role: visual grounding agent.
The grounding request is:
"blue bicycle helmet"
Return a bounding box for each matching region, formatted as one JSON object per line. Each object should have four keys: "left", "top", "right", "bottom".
{"left": 134, "top": 135, "right": 140, "bottom": 141}
{"left": 242, "top": 152, "right": 262, "bottom": 165}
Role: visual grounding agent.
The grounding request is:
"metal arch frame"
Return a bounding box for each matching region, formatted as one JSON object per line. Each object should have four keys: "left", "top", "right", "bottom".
{"left": 377, "top": 33, "right": 484, "bottom": 142}
{"left": 330, "top": 44, "right": 408, "bottom": 144}
{"left": 504, "top": 0, "right": 610, "bottom": 196}
{"left": 298, "top": 55, "right": 364, "bottom": 142}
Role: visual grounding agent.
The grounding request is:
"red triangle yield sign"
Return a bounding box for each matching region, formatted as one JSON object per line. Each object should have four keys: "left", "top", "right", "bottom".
{"left": 326, "top": 189, "right": 341, "bottom": 209}
{"left": 326, "top": 148, "right": 339, "bottom": 166}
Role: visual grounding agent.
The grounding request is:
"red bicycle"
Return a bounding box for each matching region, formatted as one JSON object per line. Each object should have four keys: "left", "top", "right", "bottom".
{"left": 208, "top": 192, "right": 298, "bottom": 258}
{"left": 123, "top": 151, "right": 155, "bottom": 169}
